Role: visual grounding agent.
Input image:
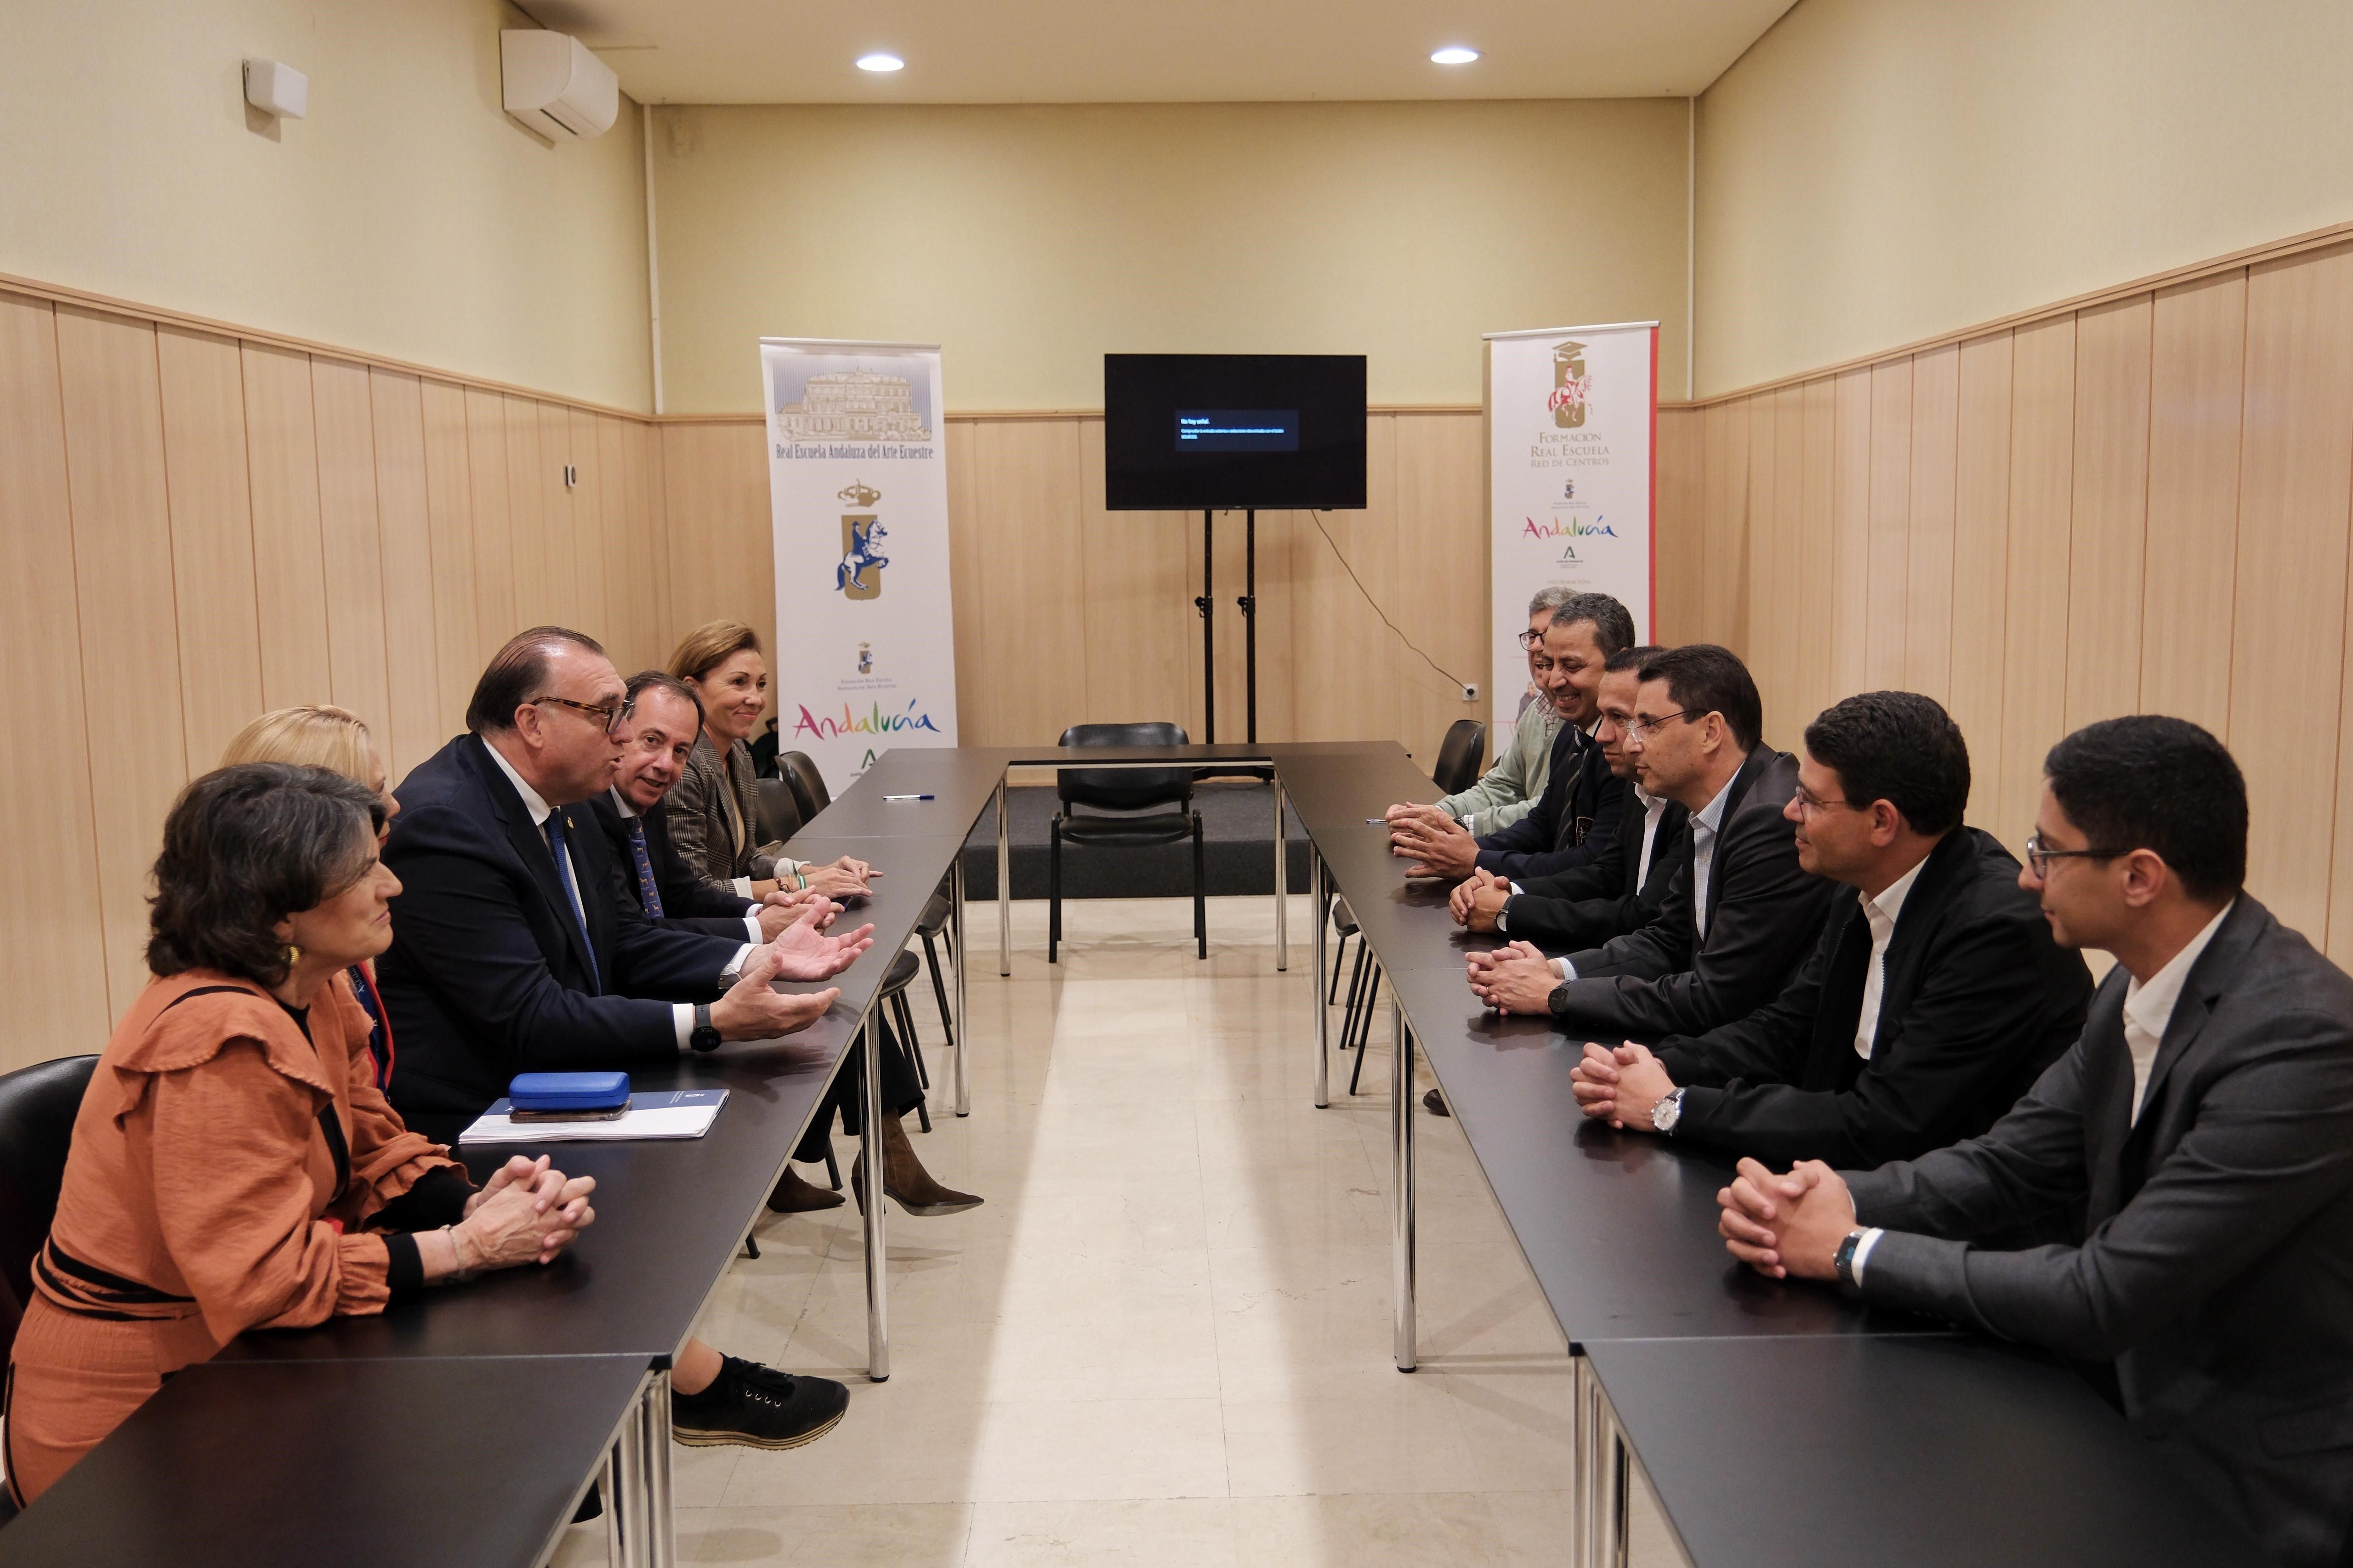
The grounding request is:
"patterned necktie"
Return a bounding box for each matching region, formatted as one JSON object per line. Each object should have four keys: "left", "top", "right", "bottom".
{"left": 542, "top": 812, "right": 602, "bottom": 994}
{"left": 625, "top": 817, "right": 665, "bottom": 918}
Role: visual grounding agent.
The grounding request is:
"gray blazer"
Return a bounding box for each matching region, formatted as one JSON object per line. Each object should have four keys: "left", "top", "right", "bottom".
{"left": 660, "top": 733, "right": 784, "bottom": 896}
{"left": 1847, "top": 897, "right": 2353, "bottom": 1568}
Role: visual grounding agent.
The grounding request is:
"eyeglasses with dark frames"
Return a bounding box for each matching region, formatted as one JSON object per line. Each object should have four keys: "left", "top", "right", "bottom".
{"left": 532, "top": 694, "right": 637, "bottom": 736}
{"left": 2023, "top": 832, "right": 2128, "bottom": 879}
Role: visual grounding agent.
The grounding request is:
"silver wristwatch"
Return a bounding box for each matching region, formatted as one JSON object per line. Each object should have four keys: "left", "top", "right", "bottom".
{"left": 1650, "top": 1086, "right": 1685, "bottom": 1135}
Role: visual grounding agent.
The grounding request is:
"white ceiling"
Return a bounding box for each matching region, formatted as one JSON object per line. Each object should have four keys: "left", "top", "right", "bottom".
{"left": 521, "top": 0, "right": 1797, "bottom": 105}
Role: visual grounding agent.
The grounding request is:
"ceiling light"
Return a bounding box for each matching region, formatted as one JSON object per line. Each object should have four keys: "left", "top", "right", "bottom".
{"left": 857, "top": 52, "right": 904, "bottom": 73}
{"left": 1430, "top": 46, "right": 1479, "bottom": 65}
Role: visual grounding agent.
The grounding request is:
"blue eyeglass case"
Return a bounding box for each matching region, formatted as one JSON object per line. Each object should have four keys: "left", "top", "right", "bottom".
{"left": 508, "top": 1071, "right": 632, "bottom": 1114}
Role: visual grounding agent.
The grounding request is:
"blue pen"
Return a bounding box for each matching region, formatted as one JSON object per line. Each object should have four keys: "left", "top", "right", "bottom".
{"left": 884, "top": 794, "right": 936, "bottom": 801}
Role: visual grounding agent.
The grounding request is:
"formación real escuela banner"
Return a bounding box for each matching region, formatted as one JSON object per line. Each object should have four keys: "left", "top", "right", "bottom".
{"left": 758, "top": 338, "right": 960, "bottom": 784}
{"left": 1483, "top": 322, "right": 1658, "bottom": 731}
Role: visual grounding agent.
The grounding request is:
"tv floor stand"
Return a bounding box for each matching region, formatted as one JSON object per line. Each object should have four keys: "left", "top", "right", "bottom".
{"left": 1195, "top": 508, "right": 1264, "bottom": 746}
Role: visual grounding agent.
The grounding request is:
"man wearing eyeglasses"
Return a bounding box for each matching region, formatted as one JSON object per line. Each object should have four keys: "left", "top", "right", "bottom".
{"left": 1564, "top": 691, "right": 2091, "bottom": 1169}
{"left": 1716, "top": 716, "right": 2353, "bottom": 1568}
{"left": 1391, "top": 586, "right": 1580, "bottom": 835}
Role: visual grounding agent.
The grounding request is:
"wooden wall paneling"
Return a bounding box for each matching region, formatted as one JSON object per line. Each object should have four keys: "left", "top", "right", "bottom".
{"left": 153, "top": 326, "right": 264, "bottom": 768}
{"left": 503, "top": 395, "right": 554, "bottom": 632}
{"left": 657, "top": 421, "right": 773, "bottom": 672}
{"left": 1742, "top": 393, "right": 1781, "bottom": 739}
{"left": 368, "top": 368, "right": 443, "bottom": 774}
{"left": 0, "top": 294, "right": 113, "bottom": 1064}
{"left": 241, "top": 343, "right": 333, "bottom": 708}
{"left": 311, "top": 358, "right": 393, "bottom": 742}
{"left": 594, "top": 414, "right": 644, "bottom": 674}
{"left": 1994, "top": 315, "right": 2079, "bottom": 852}
{"left": 568, "top": 406, "right": 613, "bottom": 658}
{"left": 637, "top": 420, "right": 674, "bottom": 660}
{"left": 1828, "top": 368, "right": 1873, "bottom": 699}
{"left": 1904, "top": 344, "right": 1961, "bottom": 704}
{"left": 534, "top": 400, "right": 582, "bottom": 634}
{"left": 1392, "top": 412, "right": 1486, "bottom": 763}
{"left": 2227, "top": 243, "right": 2353, "bottom": 948}
{"left": 1700, "top": 398, "right": 1752, "bottom": 659}
{"left": 461, "top": 388, "right": 516, "bottom": 657}
{"left": 944, "top": 418, "right": 988, "bottom": 742}
{"left": 1948, "top": 333, "right": 2016, "bottom": 828}
{"left": 1768, "top": 384, "right": 1807, "bottom": 739}
{"left": 2062, "top": 295, "right": 2155, "bottom": 732}
{"left": 1864, "top": 358, "right": 1913, "bottom": 689}
{"left": 1796, "top": 377, "right": 1837, "bottom": 725}
{"left": 1075, "top": 418, "right": 1194, "bottom": 733}
{"left": 1290, "top": 416, "right": 1401, "bottom": 747}
{"left": 1206, "top": 500, "right": 1255, "bottom": 744}
{"left": 1653, "top": 407, "right": 1704, "bottom": 643}
{"left": 419, "top": 380, "right": 481, "bottom": 740}
{"left": 2140, "top": 272, "right": 2247, "bottom": 735}
{"left": 55, "top": 307, "right": 188, "bottom": 1017}
{"left": 965, "top": 419, "right": 1089, "bottom": 744}
{"left": 1245, "top": 508, "right": 1303, "bottom": 744}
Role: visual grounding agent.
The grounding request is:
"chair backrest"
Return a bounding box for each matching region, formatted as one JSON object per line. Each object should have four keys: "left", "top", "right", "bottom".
{"left": 780, "top": 752, "right": 830, "bottom": 821}
{"left": 1432, "top": 719, "right": 1487, "bottom": 795}
{"left": 1057, "top": 722, "right": 1193, "bottom": 813}
{"left": 0, "top": 1054, "right": 99, "bottom": 1364}
{"left": 755, "top": 776, "right": 804, "bottom": 846}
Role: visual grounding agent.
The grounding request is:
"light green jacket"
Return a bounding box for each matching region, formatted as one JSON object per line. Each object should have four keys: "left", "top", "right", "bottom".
{"left": 1435, "top": 697, "right": 1562, "bottom": 833}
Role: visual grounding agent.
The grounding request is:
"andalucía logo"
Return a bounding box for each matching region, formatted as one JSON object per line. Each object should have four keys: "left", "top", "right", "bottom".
{"left": 794, "top": 699, "right": 943, "bottom": 740}
{"left": 1522, "top": 515, "right": 1618, "bottom": 539}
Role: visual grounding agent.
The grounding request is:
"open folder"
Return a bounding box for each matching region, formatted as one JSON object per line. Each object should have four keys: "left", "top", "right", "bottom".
{"left": 457, "top": 1088, "right": 728, "bottom": 1145}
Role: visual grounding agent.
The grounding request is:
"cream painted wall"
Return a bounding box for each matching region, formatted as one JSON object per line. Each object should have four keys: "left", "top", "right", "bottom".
{"left": 649, "top": 100, "right": 1692, "bottom": 413}
{"left": 1, "top": 0, "right": 655, "bottom": 411}
{"left": 1694, "top": 0, "right": 2353, "bottom": 396}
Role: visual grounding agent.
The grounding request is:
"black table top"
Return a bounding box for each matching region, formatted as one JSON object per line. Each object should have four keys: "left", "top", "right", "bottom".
{"left": 1582, "top": 1335, "right": 2264, "bottom": 1568}
{"left": 801, "top": 749, "right": 1011, "bottom": 838}
{"left": 0, "top": 1355, "right": 648, "bottom": 1568}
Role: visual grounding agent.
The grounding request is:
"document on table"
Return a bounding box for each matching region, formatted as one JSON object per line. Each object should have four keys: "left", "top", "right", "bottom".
{"left": 457, "top": 1089, "right": 728, "bottom": 1145}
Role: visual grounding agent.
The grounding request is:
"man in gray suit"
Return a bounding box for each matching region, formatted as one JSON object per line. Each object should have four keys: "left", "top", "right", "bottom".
{"left": 1717, "top": 716, "right": 2353, "bottom": 1568}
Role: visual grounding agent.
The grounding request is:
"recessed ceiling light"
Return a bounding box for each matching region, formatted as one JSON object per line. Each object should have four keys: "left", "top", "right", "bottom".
{"left": 1430, "top": 46, "right": 1480, "bottom": 65}
{"left": 857, "top": 52, "right": 904, "bottom": 72}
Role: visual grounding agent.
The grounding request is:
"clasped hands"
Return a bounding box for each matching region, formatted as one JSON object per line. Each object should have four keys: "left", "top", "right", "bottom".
{"left": 1716, "top": 1158, "right": 1855, "bottom": 1282}
{"left": 1568, "top": 1040, "right": 1680, "bottom": 1130}
{"left": 1464, "top": 941, "right": 1561, "bottom": 1014}
{"left": 1384, "top": 803, "right": 1479, "bottom": 880}
{"left": 424, "top": 1153, "right": 597, "bottom": 1279}
{"left": 1448, "top": 868, "right": 1513, "bottom": 932}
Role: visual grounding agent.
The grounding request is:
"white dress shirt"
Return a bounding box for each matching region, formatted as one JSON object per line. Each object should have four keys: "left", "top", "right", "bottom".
{"left": 608, "top": 787, "right": 765, "bottom": 944}
{"left": 1632, "top": 785, "right": 1670, "bottom": 888}
{"left": 1686, "top": 769, "right": 1740, "bottom": 943}
{"left": 1852, "top": 857, "right": 1928, "bottom": 1060}
{"left": 484, "top": 743, "right": 750, "bottom": 1048}
{"left": 2120, "top": 901, "right": 2234, "bottom": 1125}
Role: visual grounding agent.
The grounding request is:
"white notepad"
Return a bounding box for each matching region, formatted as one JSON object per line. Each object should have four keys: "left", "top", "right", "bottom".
{"left": 457, "top": 1088, "right": 728, "bottom": 1145}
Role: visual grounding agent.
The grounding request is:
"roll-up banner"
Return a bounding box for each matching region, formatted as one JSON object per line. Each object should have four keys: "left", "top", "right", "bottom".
{"left": 1482, "top": 321, "right": 1657, "bottom": 731}
{"left": 758, "top": 338, "right": 960, "bottom": 785}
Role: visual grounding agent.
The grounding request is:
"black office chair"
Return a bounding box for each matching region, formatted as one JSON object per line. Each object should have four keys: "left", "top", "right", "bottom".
{"left": 755, "top": 777, "right": 804, "bottom": 846}
{"left": 1050, "top": 722, "right": 1205, "bottom": 962}
{"left": 780, "top": 752, "right": 830, "bottom": 825}
{"left": 0, "top": 1055, "right": 100, "bottom": 1376}
{"left": 1432, "top": 719, "right": 1487, "bottom": 795}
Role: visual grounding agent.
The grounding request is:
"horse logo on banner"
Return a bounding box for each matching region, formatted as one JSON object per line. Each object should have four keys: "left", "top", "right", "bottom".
{"left": 835, "top": 480, "right": 890, "bottom": 599}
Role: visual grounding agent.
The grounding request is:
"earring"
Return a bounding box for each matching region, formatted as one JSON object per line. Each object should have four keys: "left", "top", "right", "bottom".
{"left": 280, "top": 943, "right": 302, "bottom": 970}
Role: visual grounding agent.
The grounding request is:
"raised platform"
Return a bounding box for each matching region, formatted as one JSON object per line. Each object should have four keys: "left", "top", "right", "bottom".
{"left": 955, "top": 782, "right": 1311, "bottom": 899}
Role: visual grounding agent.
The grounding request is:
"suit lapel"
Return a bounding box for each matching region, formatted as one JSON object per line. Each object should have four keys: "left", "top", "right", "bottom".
{"left": 1802, "top": 902, "right": 1872, "bottom": 1088}
{"left": 2120, "top": 901, "right": 2259, "bottom": 1177}
{"left": 1700, "top": 750, "right": 1770, "bottom": 934}
{"left": 467, "top": 737, "right": 604, "bottom": 989}
{"left": 2078, "top": 982, "right": 2138, "bottom": 1227}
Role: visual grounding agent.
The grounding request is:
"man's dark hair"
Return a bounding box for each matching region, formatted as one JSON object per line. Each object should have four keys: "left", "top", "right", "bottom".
{"left": 1604, "top": 643, "right": 1664, "bottom": 675}
{"left": 624, "top": 670, "right": 704, "bottom": 737}
{"left": 1634, "top": 644, "right": 1762, "bottom": 752}
{"left": 1804, "top": 692, "right": 1970, "bottom": 836}
{"left": 2044, "top": 716, "right": 2246, "bottom": 901}
{"left": 148, "top": 764, "right": 386, "bottom": 986}
{"left": 466, "top": 625, "right": 608, "bottom": 734}
{"left": 1548, "top": 593, "right": 1637, "bottom": 659}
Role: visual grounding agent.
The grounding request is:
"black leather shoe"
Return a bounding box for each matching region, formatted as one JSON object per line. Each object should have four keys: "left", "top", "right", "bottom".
{"left": 1423, "top": 1088, "right": 1451, "bottom": 1117}
{"left": 671, "top": 1357, "right": 849, "bottom": 1450}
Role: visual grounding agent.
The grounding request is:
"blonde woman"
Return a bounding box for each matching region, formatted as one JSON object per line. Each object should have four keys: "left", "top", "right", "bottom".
{"left": 664, "top": 621, "right": 871, "bottom": 902}
{"left": 221, "top": 706, "right": 401, "bottom": 1090}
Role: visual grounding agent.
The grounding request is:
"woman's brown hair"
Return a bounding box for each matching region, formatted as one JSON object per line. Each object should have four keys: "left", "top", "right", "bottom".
{"left": 666, "top": 620, "right": 762, "bottom": 684}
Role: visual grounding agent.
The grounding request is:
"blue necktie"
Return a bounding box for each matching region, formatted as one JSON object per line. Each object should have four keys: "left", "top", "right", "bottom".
{"left": 542, "top": 812, "right": 602, "bottom": 994}
{"left": 625, "top": 818, "right": 665, "bottom": 918}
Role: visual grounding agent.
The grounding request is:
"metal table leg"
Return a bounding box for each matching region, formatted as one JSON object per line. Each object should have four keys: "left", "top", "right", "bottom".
{"left": 612, "top": 1375, "right": 649, "bottom": 1568}
{"left": 950, "top": 854, "right": 970, "bottom": 1117}
{"left": 644, "top": 1369, "right": 675, "bottom": 1568}
{"left": 600, "top": 1445, "right": 626, "bottom": 1568}
{"left": 1391, "top": 996, "right": 1416, "bottom": 1371}
{"left": 996, "top": 778, "right": 1011, "bottom": 977}
{"left": 1311, "top": 852, "right": 1330, "bottom": 1110}
{"left": 860, "top": 1017, "right": 891, "bottom": 1381}
{"left": 1573, "top": 1354, "right": 1632, "bottom": 1568}
{"left": 1272, "top": 778, "right": 1288, "bottom": 971}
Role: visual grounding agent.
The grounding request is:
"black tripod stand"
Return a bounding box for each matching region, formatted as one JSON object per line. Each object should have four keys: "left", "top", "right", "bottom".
{"left": 1194, "top": 508, "right": 1264, "bottom": 744}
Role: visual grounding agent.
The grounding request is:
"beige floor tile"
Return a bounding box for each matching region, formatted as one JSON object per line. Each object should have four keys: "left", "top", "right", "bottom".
{"left": 964, "top": 1496, "right": 1241, "bottom": 1568}
{"left": 965, "top": 1396, "right": 1233, "bottom": 1502}
{"left": 685, "top": 1500, "right": 973, "bottom": 1566}
{"left": 1220, "top": 1371, "right": 1483, "bottom": 1497}
{"left": 1227, "top": 1490, "right": 1517, "bottom": 1568}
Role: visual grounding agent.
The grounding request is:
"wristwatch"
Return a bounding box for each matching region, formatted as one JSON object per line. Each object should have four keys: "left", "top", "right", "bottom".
{"left": 689, "top": 1002, "right": 722, "bottom": 1053}
{"left": 1834, "top": 1228, "right": 1868, "bottom": 1291}
{"left": 1650, "top": 1086, "right": 1685, "bottom": 1135}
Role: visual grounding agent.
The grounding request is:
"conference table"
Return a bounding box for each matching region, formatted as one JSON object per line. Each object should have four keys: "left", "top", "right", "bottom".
{"left": 0, "top": 740, "right": 2261, "bottom": 1568}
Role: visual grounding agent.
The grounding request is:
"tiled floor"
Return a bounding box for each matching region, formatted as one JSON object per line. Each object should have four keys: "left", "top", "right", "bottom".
{"left": 557, "top": 895, "right": 1686, "bottom": 1567}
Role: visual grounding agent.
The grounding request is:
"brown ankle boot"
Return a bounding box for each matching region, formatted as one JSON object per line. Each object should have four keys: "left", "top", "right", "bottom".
{"left": 766, "top": 1165, "right": 846, "bottom": 1213}
{"left": 850, "top": 1116, "right": 983, "bottom": 1217}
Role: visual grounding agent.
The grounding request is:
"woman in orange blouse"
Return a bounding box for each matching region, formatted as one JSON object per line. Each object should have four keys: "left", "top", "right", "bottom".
{"left": 2, "top": 763, "right": 597, "bottom": 1506}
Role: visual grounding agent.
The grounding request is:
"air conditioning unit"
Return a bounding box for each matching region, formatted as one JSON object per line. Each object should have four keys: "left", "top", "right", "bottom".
{"left": 501, "top": 30, "right": 619, "bottom": 140}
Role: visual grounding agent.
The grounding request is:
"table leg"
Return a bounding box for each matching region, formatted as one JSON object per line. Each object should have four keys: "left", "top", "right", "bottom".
{"left": 1311, "top": 851, "right": 1330, "bottom": 1110}
{"left": 1272, "top": 778, "right": 1288, "bottom": 971}
{"left": 1572, "top": 1356, "right": 1630, "bottom": 1568}
{"left": 996, "top": 778, "right": 1012, "bottom": 978}
{"left": 1391, "top": 996, "right": 1417, "bottom": 1372}
{"left": 860, "top": 1017, "right": 891, "bottom": 1381}
{"left": 600, "top": 1444, "right": 625, "bottom": 1568}
{"left": 644, "top": 1369, "right": 675, "bottom": 1568}
{"left": 950, "top": 854, "right": 970, "bottom": 1117}
{"left": 613, "top": 1374, "right": 649, "bottom": 1568}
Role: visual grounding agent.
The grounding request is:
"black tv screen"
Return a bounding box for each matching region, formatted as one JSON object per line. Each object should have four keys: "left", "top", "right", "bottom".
{"left": 1103, "top": 354, "right": 1367, "bottom": 511}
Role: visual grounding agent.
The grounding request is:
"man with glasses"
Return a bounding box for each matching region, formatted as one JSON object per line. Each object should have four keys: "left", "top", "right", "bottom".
{"left": 1565, "top": 691, "right": 2091, "bottom": 1167}
{"left": 1717, "top": 716, "right": 2353, "bottom": 1568}
{"left": 1390, "top": 586, "right": 1580, "bottom": 835}
{"left": 1467, "top": 643, "right": 1836, "bottom": 1039}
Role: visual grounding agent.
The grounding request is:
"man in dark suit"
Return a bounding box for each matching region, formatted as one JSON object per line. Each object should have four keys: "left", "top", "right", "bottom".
{"left": 379, "top": 625, "right": 871, "bottom": 1452}
{"left": 1569, "top": 691, "right": 2092, "bottom": 1169}
{"left": 1387, "top": 593, "right": 1633, "bottom": 884}
{"left": 1719, "top": 717, "right": 2353, "bottom": 1568}
{"left": 1469, "top": 644, "right": 1838, "bottom": 1040}
{"left": 1449, "top": 645, "right": 1690, "bottom": 952}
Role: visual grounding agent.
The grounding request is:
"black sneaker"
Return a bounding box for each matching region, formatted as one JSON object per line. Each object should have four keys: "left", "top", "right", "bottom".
{"left": 671, "top": 1357, "right": 850, "bottom": 1450}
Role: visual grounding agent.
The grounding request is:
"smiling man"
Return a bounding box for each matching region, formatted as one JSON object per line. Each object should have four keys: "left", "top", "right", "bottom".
{"left": 1716, "top": 716, "right": 2353, "bottom": 1568}
{"left": 1568, "top": 691, "right": 2092, "bottom": 1168}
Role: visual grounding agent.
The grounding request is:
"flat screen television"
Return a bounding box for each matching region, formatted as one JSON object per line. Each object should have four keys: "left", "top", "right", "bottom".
{"left": 1103, "top": 353, "right": 1367, "bottom": 511}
